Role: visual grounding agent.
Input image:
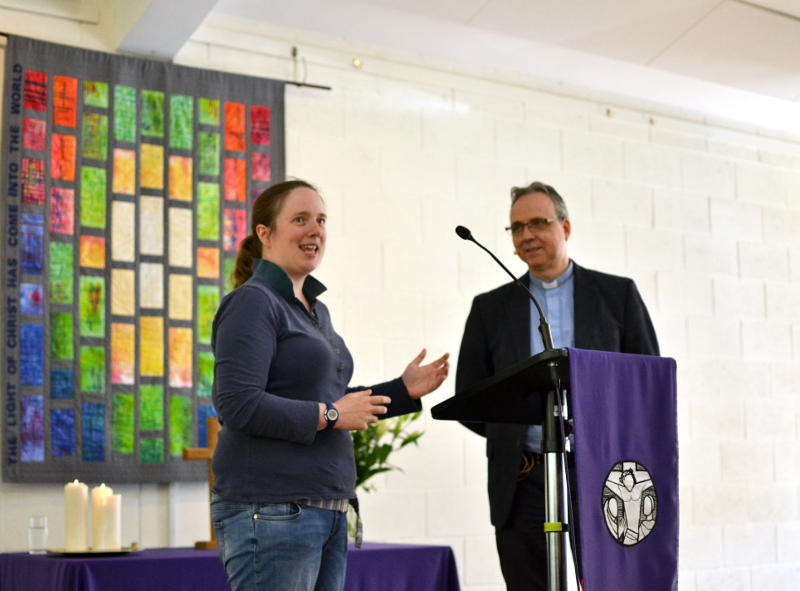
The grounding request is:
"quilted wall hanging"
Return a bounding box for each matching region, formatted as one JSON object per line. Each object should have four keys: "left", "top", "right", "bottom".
{"left": 2, "top": 35, "right": 285, "bottom": 482}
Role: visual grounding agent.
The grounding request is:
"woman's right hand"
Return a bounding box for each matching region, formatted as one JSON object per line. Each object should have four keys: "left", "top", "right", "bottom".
{"left": 317, "top": 390, "right": 390, "bottom": 431}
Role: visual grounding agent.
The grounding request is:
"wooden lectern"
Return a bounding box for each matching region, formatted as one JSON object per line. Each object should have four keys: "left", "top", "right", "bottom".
{"left": 183, "top": 416, "right": 221, "bottom": 550}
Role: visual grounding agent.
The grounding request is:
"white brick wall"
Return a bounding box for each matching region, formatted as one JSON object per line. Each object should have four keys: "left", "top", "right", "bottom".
{"left": 2, "top": 10, "right": 800, "bottom": 591}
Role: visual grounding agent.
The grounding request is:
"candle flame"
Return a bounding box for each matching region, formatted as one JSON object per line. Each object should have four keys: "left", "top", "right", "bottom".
{"left": 73, "top": 479, "right": 79, "bottom": 484}
{"left": 100, "top": 483, "right": 105, "bottom": 488}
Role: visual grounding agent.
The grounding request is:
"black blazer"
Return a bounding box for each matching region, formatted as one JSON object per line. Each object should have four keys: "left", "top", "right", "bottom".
{"left": 455, "top": 262, "right": 660, "bottom": 528}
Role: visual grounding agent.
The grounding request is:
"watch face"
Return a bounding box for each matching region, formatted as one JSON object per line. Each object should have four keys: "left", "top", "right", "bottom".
{"left": 325, "top": 407, "right": 339, "bottom": 421}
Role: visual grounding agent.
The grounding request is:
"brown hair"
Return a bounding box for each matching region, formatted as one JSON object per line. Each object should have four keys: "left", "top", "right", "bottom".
{"left": 231, "top": 179, "right": 318, "bottom": 288}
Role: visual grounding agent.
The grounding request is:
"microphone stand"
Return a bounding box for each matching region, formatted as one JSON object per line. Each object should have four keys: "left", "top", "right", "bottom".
{"left": 456, "top": 225, "right": 572, "bottom": 591}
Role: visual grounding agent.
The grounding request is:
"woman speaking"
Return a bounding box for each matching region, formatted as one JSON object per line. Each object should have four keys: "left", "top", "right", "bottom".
{"left": 210, "top": 179, "right": 449, "bottom": 591}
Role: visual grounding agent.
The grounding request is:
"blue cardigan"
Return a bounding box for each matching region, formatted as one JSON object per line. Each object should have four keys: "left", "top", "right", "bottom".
{"left": 211, "top": 258, "right": 419, "bottom": 502}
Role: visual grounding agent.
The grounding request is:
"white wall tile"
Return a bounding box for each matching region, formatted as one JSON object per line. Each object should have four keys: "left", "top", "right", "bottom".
{"left": 738, "top": 241, "right": 790, "bottom": 282}
{"left": 561, "top": 130, "right": 624, "bottom": 179}
{"left": 710, "top": 199, "right": 763, "bottom": 241}
{"left": 591, "top": 179, "right": 653, "bottom": 227}
{"left": 653, "top": 188, "right": 710, "bottom": 234}
{"left": 694, "top": 567, "right": 751, "bottom": 591}
{"left": 623, "top": 142, "right": 683, "bottom": 188}
{"left": 680, "top": 525, "right": 724, "bottom": 569}
{"left": 723, "top": 524, "right": 776, "bottom": 566}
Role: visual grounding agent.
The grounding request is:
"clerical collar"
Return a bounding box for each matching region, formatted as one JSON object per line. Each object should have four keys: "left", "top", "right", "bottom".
{"left": 251, "top": 258, "right": 327, "bottom": 304}
{"left": 529, "top": 261, "right": 574, "bottom": 290}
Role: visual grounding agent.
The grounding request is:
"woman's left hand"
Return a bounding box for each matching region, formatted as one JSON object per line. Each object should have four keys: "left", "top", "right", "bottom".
{"left": 401, "top": 349, "right": 450, "bottom": 399}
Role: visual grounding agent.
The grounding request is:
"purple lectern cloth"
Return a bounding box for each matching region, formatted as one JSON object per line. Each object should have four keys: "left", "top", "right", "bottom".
{"left": 568, "top": 348, "right": 678, "bottom": 591}
{"left": 0, "top": 543, "right": 460, "bottom": 591}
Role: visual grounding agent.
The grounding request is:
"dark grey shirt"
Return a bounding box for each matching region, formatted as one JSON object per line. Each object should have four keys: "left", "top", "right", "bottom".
{"left": 211, "top": 258, "right": 418, "bottom": 502}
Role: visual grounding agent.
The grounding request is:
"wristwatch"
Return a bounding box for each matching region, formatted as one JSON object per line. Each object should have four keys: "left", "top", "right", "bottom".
{"left": 324, "top": 402, "right": 339, "bottom": 430}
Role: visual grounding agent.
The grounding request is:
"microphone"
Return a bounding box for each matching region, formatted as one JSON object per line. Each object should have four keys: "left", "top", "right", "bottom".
{"left": 455, "top": 225, "right": 554, "bottom": 351}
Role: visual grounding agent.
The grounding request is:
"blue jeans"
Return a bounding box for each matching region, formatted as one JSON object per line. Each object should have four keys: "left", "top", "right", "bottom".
{"left": 211, "top": 496, "right": 348, "bottom": 591}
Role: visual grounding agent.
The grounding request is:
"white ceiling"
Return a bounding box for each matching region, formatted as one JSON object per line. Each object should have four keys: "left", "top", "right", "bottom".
{"left": 9, "top": 0, "right": 800, "bottom": 133}
{"left": 211, "top": 0, "right": 800, "bottom": 104}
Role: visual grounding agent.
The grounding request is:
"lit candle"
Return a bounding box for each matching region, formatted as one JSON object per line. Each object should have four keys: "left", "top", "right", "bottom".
{"left": 91, "top": 484, "right": 121, "bottom": 550}
{"left": 64, "top": 479, "right": 88, "bottom": 551}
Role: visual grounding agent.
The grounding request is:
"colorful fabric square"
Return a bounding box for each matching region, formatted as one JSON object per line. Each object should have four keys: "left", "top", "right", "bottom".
{"left": 114, "top": 85, "right": 136, "bottom": 143}
{"left": 111, "top": 323, "right": 135, "bottom": 385}
{"left": 50, "top": 187, "right": 75, "bottom": 234}
{"left": 82, "top": 113, "right": 108, "bottom": 161}
{"left": 79, "top": 276, "right": 105, "bottom": 338}
{"left": 223, "top": 208, "right": 247, "bottom": 252}
{"left": 170, "top": 94, "right": 193, "bottom": 149}
{"left": 20, "top": 324, "right": 44, "bottom": 386}
{"left": 111, "top": 393, "right": 134, "bottom": 454}
{"left": 251, "top": 152, "right": 271, "bottom": 181}
{"left": 20, "top": 396, "right": 45, "bottom": 462}
{"left": 169, "top": 395, "right": 192, "bottom": 456}
{"left": 139, "top": 384, "right": 164, "bottom": 430}
{"left": 197, "top": 247, "right": 220, "bottom": 278}
{"left": 140, "top": 263, "right": 164, "bottom": 309}
{"left": 224, "top": 257, "right": 236, "bottom": 294}
{"left": 51, "top": 408, "right": 75, "bottom": 457}
{"left": 224, "top": 158, "right": 246, "bottom": 202}
{"left": 50, "top": 367, "right": 74, "bottom": 399}
{"left": 198, "top": 97, "right": 220, "bottom": 125}
{"left": 169, "top": 328, "right": 193, "bottom": 388}
{"left": 168, "top": 274, "right": 193, "bottom": 321}
{"left": 80, "top": 346, "right": 105, "bottom": 393}
{"left": 197, "top": 183, "right": 220, "bottom": 240}
{"left": 51, "top": 133, "right": 76, "bottom": 180}
{"left": 79, "top": 235, "right": 106, "bottom": 269}
{"left": 50, "top": 241, "right": 74, "bottom": 304}
{"left": 84, "top": 81, "right": 109, "bottom": 108}
{"left": 112, "top": 148, "right": 136, "bottom": 195}
{"left": 140, "top": 143, "right": 164, "bottom": 189}
{"left": 169, "top": 156, "right": 193, "bottom": 201}
{"left": 140, "top": 196, "right": 164, "bottom": 255}
{"left": 21, "top": 157, "right": 45, "bottom": 205}
{"left": 197, "top": 351, "right": 214, "bottom": 397}
{"left": 23, "top": 117, "right": 46, "bottom": 150}
{"left": 111, "top": 269, "right": 135, "bottom": 316}
{"left": 20, "top": 283, "right": 43, "bottom": 315}
{"left": 53, "top": 76, "right": 78, "bottom": 127}
{"left": 250, "top": 105, "right": 270, "bottom": 145}
{"left": 141, "top": 90, "right": 165, "bottom": 138}
{"left": 24, "top": 70, "right": 47, "bottom": 111}
{"left": 50, "top": 313, "right": 74, "bottom": 360}
{"left": 197, "top": 405, "right": 217, "bottom": 447}
{"left": 81, "top": 402, "right": 105, "bottom": 462}
{"left": 198, "top": 131, "right": 220, "bottom": 176}
{"left": 20, "top": 213, "right": 43, "bottom": 274}
{"left": 225, "top": 102, "right": 246, "bottom": 151}
{"left": 140, "top": 316, "right": 164, "bottom": 376}
{"left": 197, "top": 285, "right": 219, "bottom": 345}
{"left": 111, "top": 200, "right": 135, "bottom": 262}
{"left": 140, "top": 438, "right": 164, "bottom": 463}
{"left": 169, "top": 207, "right": 193, "bottom": 267}
{"left": 80, "top": 166, "right": 107, "bottom": 228}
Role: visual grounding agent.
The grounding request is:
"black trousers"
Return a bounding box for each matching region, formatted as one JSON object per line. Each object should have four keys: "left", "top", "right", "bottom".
{"left": 495, "top": 458, "right": 581, "bottom": 591}
{"left": 495, "top": 464, "right": 548, "bottom": 591}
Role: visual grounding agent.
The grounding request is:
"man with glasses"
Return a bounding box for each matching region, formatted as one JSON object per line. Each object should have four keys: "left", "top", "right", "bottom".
{"left": 456, "top": 181, "right": 659, "bottom": 591}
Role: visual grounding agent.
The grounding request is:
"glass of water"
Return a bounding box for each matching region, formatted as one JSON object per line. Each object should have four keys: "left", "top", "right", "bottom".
{"left": 28, "top": 515, "right": 48, "bottom": 554}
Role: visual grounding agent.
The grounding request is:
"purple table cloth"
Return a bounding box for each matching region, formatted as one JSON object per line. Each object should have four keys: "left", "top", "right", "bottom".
{"left": 0, "top": 543, "right": 460, "bottom": 591}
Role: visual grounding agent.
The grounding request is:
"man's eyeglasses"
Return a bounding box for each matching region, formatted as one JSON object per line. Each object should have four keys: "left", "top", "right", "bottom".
{"left": 505, "top": 217, "right": 560, "bottom": 236}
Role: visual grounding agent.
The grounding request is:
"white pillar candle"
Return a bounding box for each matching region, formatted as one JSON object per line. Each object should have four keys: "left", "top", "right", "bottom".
{"left": 64, "top": 479, "right": 89, "bottom": 551}
{"left": 97, "top": 494, "right": 121, "bottom": 551}
{"left": 91, "top": 484, "right": 120, "bottom": 550}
